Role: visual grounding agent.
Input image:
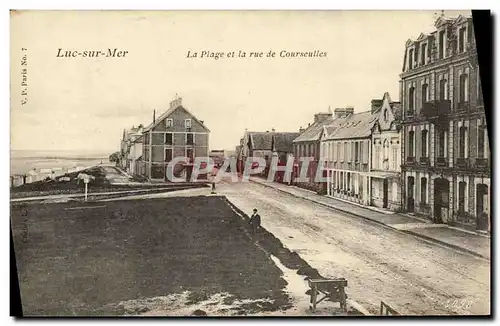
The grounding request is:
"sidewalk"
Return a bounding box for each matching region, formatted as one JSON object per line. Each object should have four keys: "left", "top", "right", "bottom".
{"left": 250, "top": 178, "right": 490, "bottom": 260}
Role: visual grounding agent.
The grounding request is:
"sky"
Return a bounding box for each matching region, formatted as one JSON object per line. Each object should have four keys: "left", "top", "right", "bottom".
{"left": 10, "top": 10, "right": 471, "bottom": 154}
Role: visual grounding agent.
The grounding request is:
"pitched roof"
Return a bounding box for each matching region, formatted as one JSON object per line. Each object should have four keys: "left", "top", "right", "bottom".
{"left": 324, "top": 110, "right": 378, "bottom": 140}
{"left": 248, "top": 132, "right": 273, "bottom": 150}
{"left": 274, "top": 132, "right": 300, "bottom": 152}
{"left": 293, "top": 115, "right": 336, "bottom": 142}
{"left": 143, "top": 101, "right": 210, "bottom": 133}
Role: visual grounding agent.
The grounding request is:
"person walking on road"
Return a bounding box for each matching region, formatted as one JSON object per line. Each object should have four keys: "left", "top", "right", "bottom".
{"left": 249, "top": 208, "right": 261, "bottom": 236}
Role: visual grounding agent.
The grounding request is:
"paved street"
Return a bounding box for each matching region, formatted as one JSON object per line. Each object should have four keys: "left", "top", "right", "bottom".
{"left": 132, "top": 179, "right": 490, "bottom": 315}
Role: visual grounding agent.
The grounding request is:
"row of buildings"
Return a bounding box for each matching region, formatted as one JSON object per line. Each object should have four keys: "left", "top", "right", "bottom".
{"left": 234, "top": 14, "right": 490, "bottom": 232}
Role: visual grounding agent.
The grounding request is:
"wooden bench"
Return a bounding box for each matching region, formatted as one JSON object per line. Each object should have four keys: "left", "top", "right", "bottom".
{"left": 308, "top": 278, "right": 348, "bottom": 313}
{"left": 380, "top": 301, "right": 400, "bottom": 315}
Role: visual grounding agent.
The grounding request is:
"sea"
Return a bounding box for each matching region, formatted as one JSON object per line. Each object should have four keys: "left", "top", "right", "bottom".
{"left": 10, "top": 149, "right": 111, "bottom": 176}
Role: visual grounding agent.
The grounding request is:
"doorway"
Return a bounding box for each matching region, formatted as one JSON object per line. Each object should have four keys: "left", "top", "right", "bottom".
{"left": 407, "top": 176, "right": 415, "bottom": 213}
{"left": 383, "top": 179, "right": 389, "bottom": 208}
{"left": 476, "top": 183, "right": 489, "bottom": 231}
{"left": 433, "top": 178, "right": 450, "bottom": 223}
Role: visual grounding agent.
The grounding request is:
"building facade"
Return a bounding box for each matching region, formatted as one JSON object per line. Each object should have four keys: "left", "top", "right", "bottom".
{"left": 400, "top": 14, "right": 490, "bottom": 231}
{"left": 322, "top": 109, "right": 375, "bottom": 206}
{"left": 119, "top": 126, "right": 144, "bottom": 175}
{"left": 140, "top": 97, "right": 210, "bottom": 181}
{"left": 292, "top": 111, "right": 334, "bottom": 191}
{"left": 370, "top": 93, "right": 403, "bottom": 211}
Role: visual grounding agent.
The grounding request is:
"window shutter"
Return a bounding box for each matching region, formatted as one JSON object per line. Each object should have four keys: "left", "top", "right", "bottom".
{"left": 363, "top": 141, "right": 369, "bottom": 164}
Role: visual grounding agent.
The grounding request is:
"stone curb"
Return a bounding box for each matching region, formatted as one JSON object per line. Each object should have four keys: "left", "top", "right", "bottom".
{"left": 250, "top": 179, "right": 490, "bottom": 261}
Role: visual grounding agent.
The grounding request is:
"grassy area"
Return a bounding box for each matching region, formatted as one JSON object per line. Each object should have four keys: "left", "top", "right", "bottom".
{"left": 11, "top": 196, "right": 294, "bottom": 316}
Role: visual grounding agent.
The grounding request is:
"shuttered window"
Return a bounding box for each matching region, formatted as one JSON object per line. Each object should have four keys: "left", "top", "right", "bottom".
{"left": 363, "top": 140, "right": 369, "bottom": 164}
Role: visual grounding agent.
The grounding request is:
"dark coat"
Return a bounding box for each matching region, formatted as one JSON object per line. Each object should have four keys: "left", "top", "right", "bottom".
{"left": 250, "top": 213, "right": 261, "bottom": 227}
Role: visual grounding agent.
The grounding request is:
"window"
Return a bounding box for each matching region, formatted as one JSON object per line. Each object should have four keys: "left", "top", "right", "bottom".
{"left": 165, "top": 148, "right": 173, "bottom": 162}
{"left": 440, "top": 79, "right": 448, "bottom": 100}
{"left": 438, "top": 130, "right": 446, "bottom": 157}
{"left": 459, "top": 74, "right": 469, "bottom": 103}
{"left": 363, "top": 141, "right": 369, "bottom": 164}
{"left": 408, "top": 49, "right": 414, "bottom": 69}
{"left": 355, "top": 142, "right": 359, "bottom": 162}
{"left": 439, "top": 30, "right": 445, "bottom": 59}
{"left": 383, "top": 109, "right": 388, "bottom": 122}
{"left": 458, "top": 181, "right": 467, "bottom": 214}
{"left": 383, "top": 139, "right": 389, "bottom": 160}
{"left": 459, "top": 27, "right": 466, "bottom": 53}
{"left": 421, "top": 178, "right": 427, "bottom": 205}
{"left": 408, "top": 87, "right": 415, "bottom": 111}
{"left": 421, "top": 129, "right": 428, "bottom": 157}
{"left": 392, "top": 146, "right": 398, "bottom": 170}
{"left": 478, "top": 70, "right": 483, "bottom": 105}
{"left": 350, "top": 142, "right": 355, "bottom": 162}
{"left": 408, "top": 131, "right": 415, "bottom": 157}
{"left": 343, "top": 142, "right": 347, "bottom": 162}
{"left": 421, "top": 43, "right": 427, "bottom": 65}
{"left": 186, "top": 133, "right": 194, "bottom": 145}
{"left": 166, "top": 119, "right": 173, "bottom": 128}
{"left": 185, "top": 119, "right": 192, "bottom": 129}
{"left": 421, "top": 83, "right": 428, "bottom": 106}
{"left": 478, "top": 124, "right": 485, "bottom": 158}
{"left": 337, "top": 142, "right": 341, "bottom": 161}
{"left": 459, "top": 126, "right": 466, "bottom": 158}
{"left": 165, "top": 133, "right": 173, "bottom": 145}
{"left": 359, "top": 142, "right": 363, "bottom": 163}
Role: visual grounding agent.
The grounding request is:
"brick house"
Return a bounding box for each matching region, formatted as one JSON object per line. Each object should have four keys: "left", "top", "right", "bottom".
{"left": 400, "top": 14, "right": 490, "bottom": 231}
{"left": 238, "top": 129, "right": 300, "bottom": 177}
{"left": 140, "top": 97, "right": 210, "bottom": 181}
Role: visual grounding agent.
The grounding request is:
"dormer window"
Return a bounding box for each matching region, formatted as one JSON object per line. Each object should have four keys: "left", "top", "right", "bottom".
{"left": 185, "top": 119, "right": 192, "bottom": 129}
{"left": 439, "top": 30, "right": 446, "bottom": 59}
{"left": 408, "top": 48, "right": 414, "bottom": 70}
{"left": 421, "top": 43, "right": 427, "bottom": 65}
{"left": 459, "top": 27, "right": 467, "bottom": 53}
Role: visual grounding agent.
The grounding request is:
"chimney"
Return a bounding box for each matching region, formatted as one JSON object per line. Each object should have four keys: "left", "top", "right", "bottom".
{"left": 314, "top": 112, "right": 333, "bottom": 123}
{"left": 334, "top": 108, "right": 346, "bottom": 119}
{"left": 153, "top": 110, "right": 156, "bottom": 123}
{"left": 299, "top": 126, "right": 305, "bottom": 133}
{"left": 371, "top": 99, "right": 383, "bottom": 113}
{"left": 345, "top": 106, "right": 354, "bottom": 116}
{"left": 200, "top": 120, "right": 204, "bottom": 124}
{"left": 308, "top": 122, "right": 311, "bottom": 127}
{"left": 271, "top": 128, "right": 275, "bottom": 132}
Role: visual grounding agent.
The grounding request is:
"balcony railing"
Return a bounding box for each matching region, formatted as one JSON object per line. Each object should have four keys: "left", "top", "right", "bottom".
{"left": 436, "top": 157, "right": 447, "bottom": 167}
{"left": 419, "top": 156, "right": 430, "bottom": 165}
{"left": 406, "top": 156, "right": 416, "bottom": 164}
{"left": 457, "top": 101, "right": 469, "bottom": 112}
{"left": 475, "top": 157, "right": 489, "bottom": 169}
{"left": 406, "top": 109, "right": 415, "bottom": 118}
{"left": 456, "top": 157, "right": 468, "bottom": 168}
{"left": 421, "top": 100, "right": 451, "bottom": 119}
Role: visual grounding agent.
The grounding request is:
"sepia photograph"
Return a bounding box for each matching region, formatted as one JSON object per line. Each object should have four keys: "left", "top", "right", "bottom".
{"left": 9, "top": 9, "right": 491, "bottom": 317}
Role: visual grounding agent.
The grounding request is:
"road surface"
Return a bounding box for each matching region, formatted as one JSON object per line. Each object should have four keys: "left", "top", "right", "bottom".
{"left": 144, "top": 178, "right": 489, "bottom": 316}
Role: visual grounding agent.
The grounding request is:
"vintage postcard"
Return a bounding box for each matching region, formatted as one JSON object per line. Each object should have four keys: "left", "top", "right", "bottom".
{"left": 10, "top": 10, "right": 491, "bottom": 317}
